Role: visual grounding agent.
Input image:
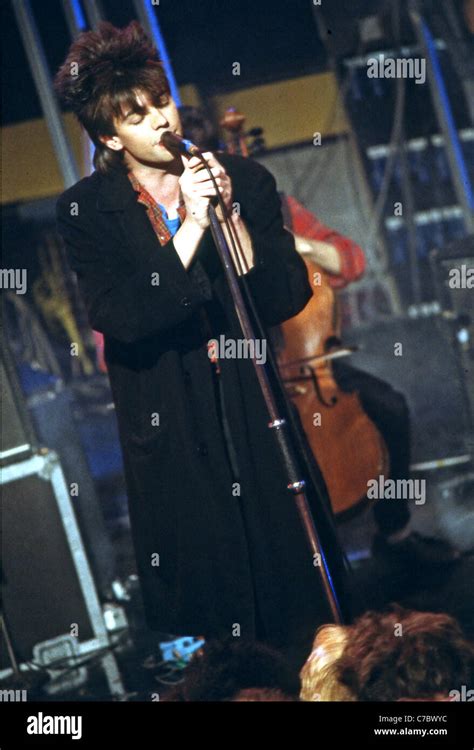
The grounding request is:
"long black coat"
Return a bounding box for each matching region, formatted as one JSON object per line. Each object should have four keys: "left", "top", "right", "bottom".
{"left": 57, "top": 153, "right": 349, "bottom": 649}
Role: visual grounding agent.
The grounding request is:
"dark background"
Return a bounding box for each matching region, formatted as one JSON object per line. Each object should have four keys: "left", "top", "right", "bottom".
{"left": 2, "top": 0, "right": 330, "bottom": 126}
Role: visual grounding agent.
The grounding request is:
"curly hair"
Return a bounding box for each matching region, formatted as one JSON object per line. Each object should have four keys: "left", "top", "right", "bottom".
{"left": 337, "top": 605, "right": 474, "bottom": 701}
{"left": 54, "top": 21, "right": 170, "bottom": 174}
{"left": 300, "top": 624, "right": 355, "bottom": 701}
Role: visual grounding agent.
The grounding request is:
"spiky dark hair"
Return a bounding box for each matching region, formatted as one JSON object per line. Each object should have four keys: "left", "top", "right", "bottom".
{"left": 54, "top": 21, "right": 170, "bottom": 174}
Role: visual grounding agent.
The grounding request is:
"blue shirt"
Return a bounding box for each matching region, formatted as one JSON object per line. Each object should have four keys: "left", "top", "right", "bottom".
{"left": 157, "top": 203, "right": 181, "bottom": 237}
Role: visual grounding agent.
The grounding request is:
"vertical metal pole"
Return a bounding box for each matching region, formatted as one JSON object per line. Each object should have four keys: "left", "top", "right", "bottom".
{"left": 82, "top": 0, "right": 105, "bottom": 29}
{"left": 443, "top": 0, "right": 474, "bottom": 126}
{"left": 397, "top": 118, "right": 423, "bottom": 304}
{"left": 61, "top": 0, "right": 96, "bottom": 174}
{"left": 61, "top": 0, "right": 87, "bottom": 36}
{"left": 132, "top": 0, "right": 182, "bottom": 105}
{"left": 310, "top": 0, "right": 402, "bottom": 315}
{"left": 409, "top": 1, "right": 474, "bottom": 232}
{"left": 13, "top": 0, "right": 80, "bottom": 188}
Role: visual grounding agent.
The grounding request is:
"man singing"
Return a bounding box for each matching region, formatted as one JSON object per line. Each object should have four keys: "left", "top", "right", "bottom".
{"left": 54, "top": 21, "right": 348, "bottom": 656}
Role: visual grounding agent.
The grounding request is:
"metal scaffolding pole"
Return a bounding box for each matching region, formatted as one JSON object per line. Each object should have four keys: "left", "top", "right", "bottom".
{"left": 82, "top": 0, "right": 105, "bottom": 29}
{"left": 13, "top": 0, "right": 80, "bottom": 188}
{"left": 409, "top": 1, "right": 474, "bottom": 233}
{"left": 443, "top": 0, "right": 474, "bottom": 126}
{"left": 132, "top": 0, "right": 182, "bottom": 105}
{"left": 61, "top": 0, "right": 87, "bottom": 36}
{"left": 61, "top": 0, "right": 102, "bottom": 174}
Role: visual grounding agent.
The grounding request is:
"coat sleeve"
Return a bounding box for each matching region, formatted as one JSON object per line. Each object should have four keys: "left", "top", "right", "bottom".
{"left": 239, "top": 162, "right": 313, "bottom": 327}
{"left": 56, "top": 190, "right": 208, "bottom": 344}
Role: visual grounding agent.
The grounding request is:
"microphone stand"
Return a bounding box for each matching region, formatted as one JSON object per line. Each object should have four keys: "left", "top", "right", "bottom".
{"left": 199, "top": 154, "right": 344, "bottom": 624}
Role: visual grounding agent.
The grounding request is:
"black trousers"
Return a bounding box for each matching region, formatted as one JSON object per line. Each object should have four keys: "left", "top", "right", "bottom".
{"left": 333, "top": 360, "right": 411, "bottom": 537}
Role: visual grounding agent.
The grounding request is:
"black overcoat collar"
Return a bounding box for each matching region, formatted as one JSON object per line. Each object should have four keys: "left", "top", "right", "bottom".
{"left": 93, "top": 165, "right": 216, "bottom": 290}
{"left": 94, "top": 166, "right": 171, "bottom": 268}
{"left": 96, "top": 166, "right": 137, "bottom": 213}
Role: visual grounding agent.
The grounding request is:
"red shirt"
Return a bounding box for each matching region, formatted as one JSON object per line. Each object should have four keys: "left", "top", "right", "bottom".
{"left": 282, "top": 195, "right": 366, "bottom": 289}
{"left": 127, "top": 170, "right": 187, "bottom": 242}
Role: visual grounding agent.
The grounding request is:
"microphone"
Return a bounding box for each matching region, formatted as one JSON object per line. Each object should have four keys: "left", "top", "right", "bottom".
{"left": 161, "top": 131, "right": 218, "bottom": 206}
{"left": 160, "top": 131, "right": 202, "bottom": 157}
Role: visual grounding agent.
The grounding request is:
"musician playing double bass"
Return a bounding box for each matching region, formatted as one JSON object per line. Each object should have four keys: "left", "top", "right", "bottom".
{"left": 54, "top": 21, "right": 349, "bottom": 659}
{"left": 281, "top": 198, "right": 459, "bottom": 568}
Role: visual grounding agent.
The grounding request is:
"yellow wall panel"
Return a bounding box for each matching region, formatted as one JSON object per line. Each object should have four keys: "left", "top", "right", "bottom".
{"left": 1, "top": 113, "right": 86, "bottom": 205}
{"left": 212, "top": 72, "right": 348, "bottom": 150}
{"left": 178, "top": 84, "right": 203, "bottom": 108}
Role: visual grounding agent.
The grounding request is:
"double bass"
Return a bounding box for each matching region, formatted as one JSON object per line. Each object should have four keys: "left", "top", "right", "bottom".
{"left": 220, "top": 108, "right": 390, "bottom": 516}
{"left": 274, "top": 256, "right": 389, "bottom": 516}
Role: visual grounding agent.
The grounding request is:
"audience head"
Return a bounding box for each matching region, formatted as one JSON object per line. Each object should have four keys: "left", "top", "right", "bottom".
{"left": 300, "top": 624, "right": 355, "bottom": 701}
{"left": 337, "top": 605, "right": 474, "bottom": 701}
{"left": 164, "top": 636, "right": 299, "bottom": 701}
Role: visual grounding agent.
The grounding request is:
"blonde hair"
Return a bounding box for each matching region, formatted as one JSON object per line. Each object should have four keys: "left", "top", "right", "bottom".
{"left": 300, "top": 624, "right": 355, "bottom": 701}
